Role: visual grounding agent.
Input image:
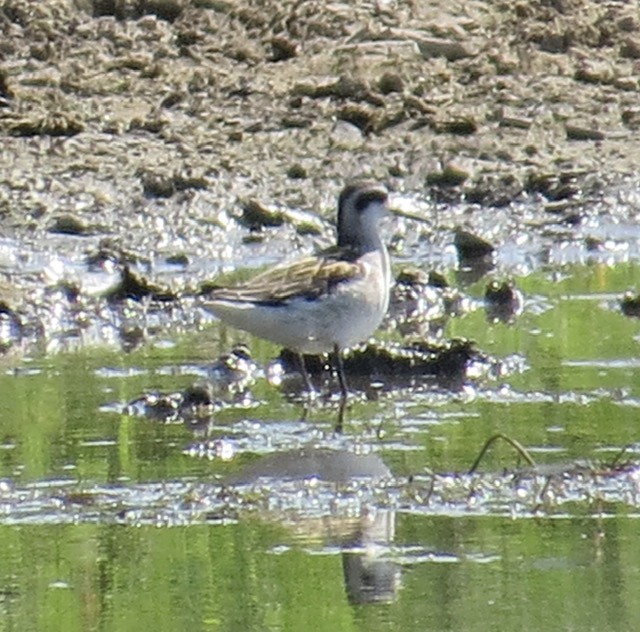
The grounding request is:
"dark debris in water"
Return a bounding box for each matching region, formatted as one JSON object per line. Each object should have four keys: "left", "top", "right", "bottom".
{"left": 279, "top": 338, "right": 493, "bottom": 392}
{"left": 122, "top": 336, "right": 498, "bottom": 424}
{"left": 453, "top": 229, "right": 496, "bottom": 284}
{"left": 454, "top": 228, "right": 495, "bottom": 260}
{"left": 620, "top": 292, "right": 640, "bottom": 318}
{"left": 344, "top": 339, "right": 485, "bottom": 383}
{"left": 387, "top": 266, "right": 466, "bottom": 338}
{"left": 484, "top": 280, "right": 524, "bottom": 324}
{"left": 85, "top": 240, "right": 148, "bottom": 271}
{"left": 104, "top": 266, "right": 179, "bottom": 303}
{"left": 124, "top": 344, "right": 259, "bottom": 423}
{"left": 233, "top": 197, "right": 325, "bottom": 235}
{"left": 238, "top": 198, "right": 286, "bottom": 230}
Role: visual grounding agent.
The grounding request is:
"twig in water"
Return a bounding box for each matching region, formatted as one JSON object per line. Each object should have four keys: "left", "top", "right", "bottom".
{"left": 468, "top": 433, "right": 536, "bottom": 475}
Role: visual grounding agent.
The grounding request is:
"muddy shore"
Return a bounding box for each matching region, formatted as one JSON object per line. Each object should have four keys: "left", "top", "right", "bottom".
{"left": 0, "top": 0, "right": 638, "bottom": 324}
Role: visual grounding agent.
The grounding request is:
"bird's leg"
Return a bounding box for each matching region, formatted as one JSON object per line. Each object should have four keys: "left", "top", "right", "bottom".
{"left": 296, "top": 352, "right": 314, "bottom": 395}
{"left": 332, "top": 344, "right": 348, "bottom": 399}
{"left": 332, "top": 344, "right": 348, "bottom": 433}
{"left": 335, "top": 395, "right": 346, "bottom": 434}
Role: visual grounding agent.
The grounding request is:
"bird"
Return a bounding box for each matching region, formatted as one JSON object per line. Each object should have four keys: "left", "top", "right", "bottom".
{"left": 202, "top": 181, "right": 392, "bottom": 401}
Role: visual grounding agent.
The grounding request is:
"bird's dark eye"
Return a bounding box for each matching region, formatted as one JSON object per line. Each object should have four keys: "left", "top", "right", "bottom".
{"left": 354, "top": 190, "right": 387, "bottom": 212}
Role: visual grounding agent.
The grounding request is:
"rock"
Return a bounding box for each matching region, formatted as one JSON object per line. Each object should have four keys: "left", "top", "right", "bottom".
{"left": 387, "top": 29, "right": 475, "bottom": 61}
{"left": 574, "top": 61, "right": 614, "bottom": 84}
{"left": 527, "top": 172, "right": 579, "bottom": 201}
{"left": 485, "top": 280, "right": 524, "bottom": 324}
{"left": 293, "top": 76, "right": 384, "bottom": 106}
{"left": 617, "top": 14, "right": 638, "bottom": 33}
{"left": 499, "top": 114, "right": 532, "bottom": 130}
{"left": 330, "top": 120, "right": 365, "bottom": 150}
{"left": 621, "top": 109, "right": 640, "bottom": 129}
{"left": 49, "top": 214, "right": 91, "bottom": 236}
{"left": 538, "top": 30, "right": 569, "bottom": 54}
{"left": 139, "top": 170, "right": 206, "bottom": 198}
{"left": 454, "top": 229, "right": 495, "bottom": 259}
{"left": 270, "top": 36, "right": 297, "bottom": 62}
{"left": 140, "top": 0, "right": 185, "bottom": 22}
{"left": 286, "top": 163, "right": 308, "bottom": 179}
{"left": 336, "top": 103, "right": 378, "bottom": 133}
{"left": 388, "top": 267, "right": 450, "bottom": 337}
{"left": 173, "top": 172, "right": 209, "bottom": 191}
{"left": 235, "top": 198, "right": 324, "bottom": 235}
{"left": 238, "top": 199, "right": 284, "bottom": 229}
{"left": 160, "top": 91, "right": 184, "bottom": 109}
{"left": 416, "top": 38, "right": 475, "bottom": 61}
{"left": 565, "top": 124, "right": 605, "bottom": 141}
{"left": 465, "top": 173, "right": 524, "bottom": 207}
{"left": 165, "top": 253, "right": 189, "bottom": 266}
{"left": 140, "top": 172, "right": 175, "bottom": 198}
{"left": 0, "top": 68, "right": 13, "bottom": 100}
{"left": 426, "top": 163, "right": 470, "bottom": 187}
{"left": 104, "top": 266, "right": 178, "bottom": 303}
{"left": 10, "top": 113, "right": 83, "bottom": 137}
{"left": 93, "top": 0, "right": 184, "bottom": 20}
{"left": 620, "top": 37, "right": 640, "bottom": 59}
{"left": 434, "top": 117, "right": 478, "bottom": 135}
{"left": 378, "top": 72, "right": 404, "bottom": 95}
{"left": 620, "top": 293, "right": 640, "bottom": 318}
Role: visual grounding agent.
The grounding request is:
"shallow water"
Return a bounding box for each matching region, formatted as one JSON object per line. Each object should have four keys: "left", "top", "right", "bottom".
{"left": 1, "top": 193, "right": 640, "bottom": 631}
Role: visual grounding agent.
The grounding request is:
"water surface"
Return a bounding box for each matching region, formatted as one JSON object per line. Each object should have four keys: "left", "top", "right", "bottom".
{"left": 1, "top": 197, "right": 640, "bottom": 631}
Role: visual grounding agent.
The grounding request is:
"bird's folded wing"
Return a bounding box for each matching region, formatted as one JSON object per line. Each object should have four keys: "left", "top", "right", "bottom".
{"left": 209, "top": 253, "right": 363, "bottom": 304}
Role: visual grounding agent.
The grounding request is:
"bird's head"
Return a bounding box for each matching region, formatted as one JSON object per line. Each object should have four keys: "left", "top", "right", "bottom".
{"left": 337, "top": 182, "right": 389, "bottom": 251}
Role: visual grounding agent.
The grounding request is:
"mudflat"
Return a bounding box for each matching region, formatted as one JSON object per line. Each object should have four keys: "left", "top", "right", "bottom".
{"left": 0, "top": 0, "right": 638, "bottom": 293}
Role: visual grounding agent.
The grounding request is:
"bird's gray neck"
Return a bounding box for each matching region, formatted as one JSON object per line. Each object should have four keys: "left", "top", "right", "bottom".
{"left": 337, "top": 224, "right": 384, "bottom": 254}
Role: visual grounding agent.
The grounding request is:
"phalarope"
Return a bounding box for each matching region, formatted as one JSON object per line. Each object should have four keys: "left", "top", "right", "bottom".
{"left": 203, "top": 182, "right": 392, "bottom": 399}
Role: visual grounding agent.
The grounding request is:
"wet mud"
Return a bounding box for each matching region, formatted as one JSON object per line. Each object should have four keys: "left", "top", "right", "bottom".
{"left": 1, "top": 0, "right": 639, "bottom": 326}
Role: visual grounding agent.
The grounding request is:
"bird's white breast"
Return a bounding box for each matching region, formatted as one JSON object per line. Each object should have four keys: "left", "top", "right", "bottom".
{"left": 206, "top": 248, "right": 390, "bottom": 354}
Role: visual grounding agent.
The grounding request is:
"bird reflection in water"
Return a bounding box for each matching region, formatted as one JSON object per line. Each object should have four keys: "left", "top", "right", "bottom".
{"left": 224, "top": 447, "right": 400, "bottom": 605}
